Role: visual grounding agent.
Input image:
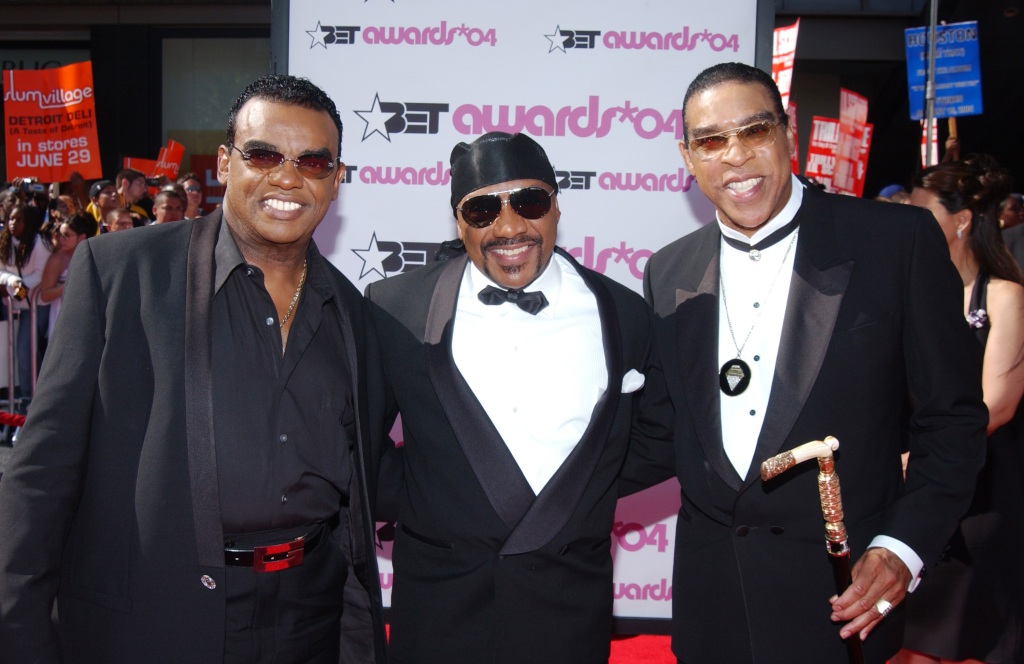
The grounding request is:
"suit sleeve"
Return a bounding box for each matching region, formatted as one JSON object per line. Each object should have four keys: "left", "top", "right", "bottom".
{"left": 618, "top": 300, "right": 677, "bottom": 496}
{"left": 0, "top": 241, "right": 106, "bottom": 664}
{"left": 363, "top": 280, "right": 404, "bottom": 523}
{"left": 883, "top": 214, "right": 987, "bottom": 568}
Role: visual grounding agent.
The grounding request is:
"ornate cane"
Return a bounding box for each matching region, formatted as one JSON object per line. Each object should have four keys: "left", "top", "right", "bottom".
{"left": 761, "top": 436, "right": 864, "bottom": 664}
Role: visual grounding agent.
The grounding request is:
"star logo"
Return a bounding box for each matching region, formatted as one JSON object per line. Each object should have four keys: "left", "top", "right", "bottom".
{"left": 352, "top": 233, "right": 394, "bottom": 279}
{"left": 545, "top": 25, "right": 567, "bottom": 53}
{"left": 306, "top": 21, "right": 328, "bottom": 49}
{"left": 354, "top": 93, "right": 398, "bottom": 142}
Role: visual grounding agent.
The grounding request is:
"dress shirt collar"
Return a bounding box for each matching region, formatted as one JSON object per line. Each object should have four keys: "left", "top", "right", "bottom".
{"left": 214, "top": 216, "right": 330, "bottom": 301}
{"left": 464, "top": 252, "right": 563, "bottom": 313}
{"left": 717, "top": 174, "right": 805, "bottom": 248}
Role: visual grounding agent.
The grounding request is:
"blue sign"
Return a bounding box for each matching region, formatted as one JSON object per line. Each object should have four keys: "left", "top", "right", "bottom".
{"left": 904, "top": 21, "right": 982, "bottom": 120}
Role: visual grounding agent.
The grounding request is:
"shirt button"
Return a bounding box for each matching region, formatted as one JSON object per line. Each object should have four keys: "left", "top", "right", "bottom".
{"left": 735, "top": 525, "right": 750, "bottom": 537}
{"left": 753, "top": 355, "right": 760, "bottom": 361}
{"left": 279, "top": 434, "right": 288, "bottom": 443}
{"left": 200, "top": 575, "right": 216, "bottom": 590}
{"left": 753, "top": 302, "right": 760, "bottom": 309}
{"left": 246, "top": 268, "right": 254, "bottom": 276}
{"left": 265, "top": 317, "right": 274, "bottom": 326}
{"left": 749, "top": 409, "right": 756, "bottom": 416}
{"left": 512, "top": 407, "right": 518, "bottom": 413}
{"left": 280, "top": 494, "right": 288, "bottom": 504}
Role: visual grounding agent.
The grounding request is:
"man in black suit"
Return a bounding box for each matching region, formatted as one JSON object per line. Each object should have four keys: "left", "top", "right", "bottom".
{"left": 366, "top": 132, "right": 667, "bottom": 664}
{"left": 0, "top": 75, "right": 387, "bottom": 664}
{"left": 631, "top": 62, "right": 987, "bottom": 662}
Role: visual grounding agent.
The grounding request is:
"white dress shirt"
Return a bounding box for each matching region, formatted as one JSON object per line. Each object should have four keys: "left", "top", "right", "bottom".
{"left": 452, "top": 253, "right": 607, "bottom": 494}
{"left": 717, "top": 177, "right": 803, "bottom": 477}
{"left": 716, "top": 174, "right": 923, "bottom": 588}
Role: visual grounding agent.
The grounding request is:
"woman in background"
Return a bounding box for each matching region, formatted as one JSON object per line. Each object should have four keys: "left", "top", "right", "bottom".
{"left": 0, "top": 204, "right": 51, "bottom": 401}
{"left": 38, "top": 212, "right": 91, "bottom": 342}
{"left": 897, "top": 155, "right": 1024, "bottom": 664}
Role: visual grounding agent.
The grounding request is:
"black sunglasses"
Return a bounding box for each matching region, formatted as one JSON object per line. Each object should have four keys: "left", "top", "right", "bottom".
{"left": 457, "top": 186, "right": 555, "bottom": 228}
{"left": 227, "top": 144, "right": 339, "bottom": 180}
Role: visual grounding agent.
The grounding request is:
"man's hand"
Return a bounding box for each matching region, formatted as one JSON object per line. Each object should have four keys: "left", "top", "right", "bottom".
{"left": 828, "top": 547, "right": 911, "bottom": 641}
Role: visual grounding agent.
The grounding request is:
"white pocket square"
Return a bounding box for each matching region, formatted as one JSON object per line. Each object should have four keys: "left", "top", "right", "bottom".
{"left": 621, "top": 369, "right": 645, "bottom": 393}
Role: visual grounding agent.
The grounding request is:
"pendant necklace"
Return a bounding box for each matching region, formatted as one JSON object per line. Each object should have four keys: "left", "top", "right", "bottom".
{"left": 718, "top": 231, "right": 797, "bottom": 396}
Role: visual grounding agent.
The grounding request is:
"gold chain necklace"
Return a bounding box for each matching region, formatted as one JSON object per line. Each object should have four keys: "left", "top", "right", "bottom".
{"left": 279, "top": 258, "right": 307, "bottom": 329}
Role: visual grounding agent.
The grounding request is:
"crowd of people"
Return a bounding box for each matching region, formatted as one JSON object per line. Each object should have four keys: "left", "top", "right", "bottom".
{"left": 0, "top": 64, "right": 1020, "bottom": 664}
{"left": 0, "top": 169, "right": 208, "bottom": 402}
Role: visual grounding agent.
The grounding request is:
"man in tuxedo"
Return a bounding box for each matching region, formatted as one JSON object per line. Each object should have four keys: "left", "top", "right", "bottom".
{"left": 366, "top": 132, "right": 667, "bottom": 664}
{"left": 0, "top": 75, "right": 387, "bottom": 664}
{"left": 633, "top": 62, "right": 987, "bottom": 662}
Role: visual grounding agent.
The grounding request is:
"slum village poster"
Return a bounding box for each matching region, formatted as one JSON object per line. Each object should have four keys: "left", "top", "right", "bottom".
{"left": 3, "top": 61, "right": 102, "bottom": 182}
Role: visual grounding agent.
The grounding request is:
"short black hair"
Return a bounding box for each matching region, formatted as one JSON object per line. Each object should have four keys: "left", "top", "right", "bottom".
{"left": 681, "top": 62, "right": 787, "bottom": 145}
{"left": 226, "top": 75, "right": 344, "bottom": 157}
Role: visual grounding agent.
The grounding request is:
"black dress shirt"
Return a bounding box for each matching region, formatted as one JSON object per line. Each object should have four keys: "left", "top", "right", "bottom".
{"left": 211, "top": 222, "right": 353, "bottom": 536}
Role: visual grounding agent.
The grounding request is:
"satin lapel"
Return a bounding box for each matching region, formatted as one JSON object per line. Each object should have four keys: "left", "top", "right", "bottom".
{"left": 743, "top": 192, "right": 853, "bottom": 486}
{"left": 424, "top": 256, "right": 536, "bottom": 530}
{"left": 500, "top": 249, "right": 623, "bottom": 555}
{"left": 184, "top": 213, "right": 225, "bottom": 568}
{"left": 673, "top": 230, "right": 743, "bottom": 491}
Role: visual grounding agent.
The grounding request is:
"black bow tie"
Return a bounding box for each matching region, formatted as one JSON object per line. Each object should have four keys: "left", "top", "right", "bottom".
{"left": 478, "top": 285, "right": 549, "bottom": 315}
{"left": 721, "top": 216, "right": 800, "bottom": 260}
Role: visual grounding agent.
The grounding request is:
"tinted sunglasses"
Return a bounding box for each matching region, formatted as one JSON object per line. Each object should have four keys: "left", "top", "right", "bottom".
{"left": 457, "top": 186, "right": 555, "bottom": 228}
{"left": 688, "top": 120, "right": 778, "bottom": 160}
{"left": 227, "top": 144, "right": 339, "bottom": 179}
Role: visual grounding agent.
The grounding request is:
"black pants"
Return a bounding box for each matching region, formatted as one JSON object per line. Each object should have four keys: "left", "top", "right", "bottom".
{"left": 223, "top": 527, "right": 347, "bottom": 664}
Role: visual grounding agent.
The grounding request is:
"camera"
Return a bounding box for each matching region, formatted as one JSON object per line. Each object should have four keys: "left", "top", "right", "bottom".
{"left": 20, "top": 182, "right": 46, "bottom": 194}
{"left": 145, "top": 177, "right": 162, "bottom": 187}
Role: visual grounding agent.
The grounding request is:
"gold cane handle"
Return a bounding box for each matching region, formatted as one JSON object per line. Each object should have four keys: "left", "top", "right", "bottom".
{"left": 760, "top": 438, "right": 839, "bottom": 481}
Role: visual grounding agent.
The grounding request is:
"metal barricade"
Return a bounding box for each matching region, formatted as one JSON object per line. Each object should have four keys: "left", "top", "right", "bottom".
{"left": 3, "top": 288, "right": 40, "bottom": 415}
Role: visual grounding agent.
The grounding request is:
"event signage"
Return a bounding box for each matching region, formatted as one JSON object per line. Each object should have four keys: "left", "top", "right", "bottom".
{"left": 286, "top": 0, "right": 758, "bottom": 625}
{"left": 805, "top": 115, "right": 872, "bottom": 195}
{"left": 832, "top": 88, "right": 871, "bottom": 197}
{"left": 2, "top": 60, "right": 102, "bottom": 181}
{"left": 904, "top": 20, "right": 982, "bottom": 120}
{"left": 772, "top": 18, "right": 799, "bottom": 110}
{"left": 124, "top": 139, "right": 186, "bottom": 180}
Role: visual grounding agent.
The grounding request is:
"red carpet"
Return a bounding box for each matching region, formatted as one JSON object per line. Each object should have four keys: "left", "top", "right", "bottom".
{"left": 610, "top": 634, "right": 674, "bottom": 663}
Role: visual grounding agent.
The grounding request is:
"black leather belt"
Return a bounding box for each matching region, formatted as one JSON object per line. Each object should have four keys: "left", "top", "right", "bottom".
{"left": 224, "top": 524, "right": 326, "bottom": 573}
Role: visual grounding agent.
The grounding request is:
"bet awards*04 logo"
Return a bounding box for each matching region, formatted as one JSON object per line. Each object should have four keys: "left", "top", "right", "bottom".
{"left": 306, "top": 19, "right": 496, "bottom": 49}
{"left": 355, "top": 93, "right": 449, "bottom": 142}
{"left": 545, "top": 25, "right": 740, "bottom": 53}
{"left": 352, "top": 234, "right": 442, "bottom": 280}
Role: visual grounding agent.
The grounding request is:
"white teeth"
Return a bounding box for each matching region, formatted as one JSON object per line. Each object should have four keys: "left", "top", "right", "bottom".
{"left": 493, "top": 246, "right": 529, "bottom": 257}
{"left": 727, "top": 178, "right": 761, "bottom": 193}
{"left": 266, "top": 199, "right": 301, "bottom": 211}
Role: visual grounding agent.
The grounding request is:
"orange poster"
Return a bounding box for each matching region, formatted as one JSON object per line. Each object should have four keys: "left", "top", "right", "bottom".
{"left": 3, "top": 61, "right": 102, "bottom": 181}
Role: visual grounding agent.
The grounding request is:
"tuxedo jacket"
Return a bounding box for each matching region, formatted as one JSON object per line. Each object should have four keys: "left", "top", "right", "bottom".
{"left": 0, "top": 212, "right": 387, "bottom": 664}
{"left": 365, "top": 248, "right": 665, "bottom": 664}
{"left": 635, "top": 187, "right": 987, "bottom": 663}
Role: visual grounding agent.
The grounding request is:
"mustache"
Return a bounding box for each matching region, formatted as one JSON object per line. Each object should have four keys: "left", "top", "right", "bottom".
{"left": 483, "top": 235, "right": 542, "bottom": 250}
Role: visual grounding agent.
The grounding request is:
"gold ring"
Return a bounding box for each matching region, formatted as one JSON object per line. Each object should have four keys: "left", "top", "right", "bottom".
{"left": 874, "top": 598, "right": 893, "bottom": 617}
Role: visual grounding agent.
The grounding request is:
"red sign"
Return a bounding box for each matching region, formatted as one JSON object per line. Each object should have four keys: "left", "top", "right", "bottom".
{"left": 805, "top": 116, "right": 839, "bottom": 191}
{"left": 832, "top": 88, "right": 870, "bottom": 197}
{"left": 3, "top": 61, "right": 102, "bottom": 181}
{"left": 805, "top": 115, "right": 872, "bottom": 195}
{"left": 772, "top": 19, "right": 800, "bottom": 110}
{"left": 786, "top": 102, "right": 799, "bottom": 175}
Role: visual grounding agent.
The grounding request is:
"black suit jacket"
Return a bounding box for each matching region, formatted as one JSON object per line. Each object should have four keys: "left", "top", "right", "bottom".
{"left": 365, "top": 249, "right": 664, "bottom": 664}
{"left": 634, "top": 187, "right": 987, "bottom": 663}
{"left": 0, "top": 212, "right": 387, "bottom": 664}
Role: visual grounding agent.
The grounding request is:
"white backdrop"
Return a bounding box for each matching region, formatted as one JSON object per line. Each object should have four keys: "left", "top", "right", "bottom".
{"left": 287, "top": 0, "right": 757, "bottom": 624}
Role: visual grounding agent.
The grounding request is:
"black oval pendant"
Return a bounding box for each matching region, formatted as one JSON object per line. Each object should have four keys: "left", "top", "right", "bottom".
{"left": 719, "top": 358, "right": 751, "bottom": 396}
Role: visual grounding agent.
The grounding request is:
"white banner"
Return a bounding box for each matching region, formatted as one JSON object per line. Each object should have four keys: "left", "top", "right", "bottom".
{"left": 288, "top": 0, "right": 757, "bottom": 623}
